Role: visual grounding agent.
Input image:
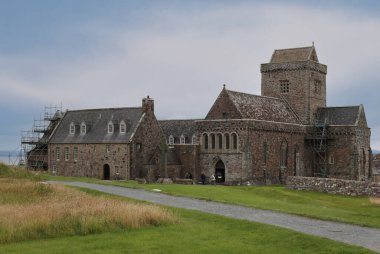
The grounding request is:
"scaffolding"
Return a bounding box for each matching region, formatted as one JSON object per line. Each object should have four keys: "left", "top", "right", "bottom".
{"left": 20, "top": 105, "right": 64, "bottom": 170}
{"left": 308, "top": 111, "right": 331, "bottom": 177}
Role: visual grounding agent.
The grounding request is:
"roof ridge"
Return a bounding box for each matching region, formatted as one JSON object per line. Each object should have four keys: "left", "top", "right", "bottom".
{"left": 274, "top": 46, "right": 313, "bottom": 52}
{"left": 67, "top": 107, "right": 142, "bottom": 113}
{"left": 226, "top": 89, "right": 283, "bottom": 101}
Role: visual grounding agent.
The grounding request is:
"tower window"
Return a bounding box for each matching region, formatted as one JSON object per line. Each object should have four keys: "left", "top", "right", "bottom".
{"left": 280, "top": 80, "right": 290, "bottom": 94}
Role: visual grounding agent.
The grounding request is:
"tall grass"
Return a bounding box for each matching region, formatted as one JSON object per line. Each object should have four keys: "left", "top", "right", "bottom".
{"left": 0, "top": 177, "right": 178, "bottom": 243}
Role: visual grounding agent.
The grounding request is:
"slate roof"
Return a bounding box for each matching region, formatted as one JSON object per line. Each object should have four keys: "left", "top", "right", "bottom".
{"left": 316, "top": 106, "right": 360, "bottom": 126}
{"left": 270, "top": 46, "right": 318, "bottom": 63}
{"left": 49, "top": 107, "right": 144, "bottom": 144}
{"left": 226, "top": 90, "right": 300, "bottom": 124}
{"left": 159, "top": 120, "right": 197, "bottom": 143}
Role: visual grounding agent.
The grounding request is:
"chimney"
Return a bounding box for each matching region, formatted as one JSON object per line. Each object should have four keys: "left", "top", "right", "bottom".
{"left": 142, "top": 95, "right": 154, "bottom": 114}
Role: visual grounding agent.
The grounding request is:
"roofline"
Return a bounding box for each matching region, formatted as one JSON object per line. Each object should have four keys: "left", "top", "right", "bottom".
{"left": 129, "top": 113, "right": 145, "bottom": 143}
{"left": 225, "top": 89, "right": 284, "bottom": 101}
{"left": 270, "top": 46, "right": 313, "bottom": 63}
{"left": 195, "top": 118, "right": 304, "bottom": 126}
{"left": 158, "top": 119, "right": 201, "bottom": 122}
{"left": 66, "top": 106, "right": 142, "bottom": 113}
{"left": 47, "top": 111, "right": 67, "bottom": 142}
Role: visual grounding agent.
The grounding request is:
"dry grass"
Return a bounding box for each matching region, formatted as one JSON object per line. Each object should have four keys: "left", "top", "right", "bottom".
{"left": 0, "top": 179, "right": 178, "bottom": 243}
{"left": 369, "top": 197, "right": 380, "bottom": 206}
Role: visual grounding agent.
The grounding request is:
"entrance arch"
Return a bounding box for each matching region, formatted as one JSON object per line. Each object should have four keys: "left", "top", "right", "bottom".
{"left": 215, "top": 160, "right": 225, "bottom": 183}
{"left": 103, "top": 164, "right": 110, "bottom": 180}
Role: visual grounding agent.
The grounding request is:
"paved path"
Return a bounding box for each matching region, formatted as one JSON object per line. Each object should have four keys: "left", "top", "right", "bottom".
{"left": 48, "top": 181, "right": 380, "bottom": 253}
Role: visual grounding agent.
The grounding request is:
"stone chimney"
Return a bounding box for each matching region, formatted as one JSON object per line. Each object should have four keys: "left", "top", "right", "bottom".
{"left": 142, "top": 95, "right": 154, "bottom": 114}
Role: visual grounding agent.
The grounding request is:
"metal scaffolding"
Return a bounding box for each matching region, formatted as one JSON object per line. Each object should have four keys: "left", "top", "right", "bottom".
{"left": 20, "top": 105, "right": 64, "bottom": 170}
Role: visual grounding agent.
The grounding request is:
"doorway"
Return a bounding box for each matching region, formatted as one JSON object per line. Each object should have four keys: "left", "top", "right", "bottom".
{"left": 215, "top": 160, "right": 225, "bottom": 183}
{"left": 103, "top": 164, "right": 110, "bottom": 180}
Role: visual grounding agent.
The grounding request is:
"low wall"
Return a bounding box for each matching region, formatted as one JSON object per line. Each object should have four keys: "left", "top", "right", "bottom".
{"left": 286, "top": 176, "right": 380, "bottom": 197}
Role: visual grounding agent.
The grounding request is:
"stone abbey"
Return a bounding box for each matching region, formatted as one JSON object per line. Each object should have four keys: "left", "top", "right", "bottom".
{"left": 46, "top": 45, "right": 372, "bottom": 184}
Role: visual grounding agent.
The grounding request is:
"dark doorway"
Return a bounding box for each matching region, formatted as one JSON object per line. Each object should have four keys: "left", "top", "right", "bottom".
{"left": 103, "top": 164, "right": 110, "bottom": 180}
{"left": 215, "top": 160, "right": 225, "bottom": 183}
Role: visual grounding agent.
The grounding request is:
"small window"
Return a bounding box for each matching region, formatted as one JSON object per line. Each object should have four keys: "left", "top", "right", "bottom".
{"left": 314, "top": 80, "right": 321, "bottom": 95}
{"left": 225, "top": 133, "right": 230, "bottom": 149}
{"left": 69, "top": 122, "right": 75, "bottom": 135}
{"left": 192, "top": 135, "right": 197, "bottom": 145}
{"left": 280, "top": 80, "right": 290, "bottom": 94}
{"left": 217, "top": 133, "right": 222, "bottom": 149}
{"left": 169, "top": 135, "right": 174, "bottom": 145}
{"left": 211, "top": 133, "right": 216, "bottom": 149}
{"left": 120, "top": 120, "right": 126, "bottom": 134}
{"left": 180, "top": 135, "right": 185, "bottom": 144}
{"left": 136, "top": 143, "right": 142, "bottom": 152}
{"left": 106, "top": 145, "right": 110, "bottom": 153}
{"left": 203, "top": 133, "right": 208, "bottom": 149}
{"left": 329, "top": 154, "right": 335, "bottom": 164}
{"left": 232, "top": 133, "right": 238, "bottom": 150}
{"left": 73, "top": 147, "right": 78, "bottom": 161}
{"left": 64, "top": 147, "right": 69, "bottom": 161}
{"left": 108, "top": 121, "right": 114, "bottom": 134}
{"left": 80, "top": 122, "right": 86, "bottom": 135}
{"left": 56, "top": 147, "right": 60, "bottom": 161}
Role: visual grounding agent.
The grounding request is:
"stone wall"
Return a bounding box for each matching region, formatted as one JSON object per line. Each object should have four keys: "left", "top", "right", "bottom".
{"left": 286, "top": 176, "right": 380, "bottom": 197}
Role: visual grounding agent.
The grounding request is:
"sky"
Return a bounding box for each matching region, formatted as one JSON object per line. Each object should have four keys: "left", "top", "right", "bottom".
{"left": 1, "top": 0, "right": 380, "bottom": 153}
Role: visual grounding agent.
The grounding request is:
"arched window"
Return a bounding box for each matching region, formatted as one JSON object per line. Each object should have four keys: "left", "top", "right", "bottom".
{"left": 108, "top": 121, "right": 114, "bottom": 134}
{"left": 232, "top": 133, "right": 238, "bottom": 150}
{"left": 203, "top": 133, "right": 208, "bottom": 149}
{"left": 180, "top": 135, "right": 185, "bottom": 144}
{"left": 69, "top": 122, "right": 75, "bottom": 135}
{"left": 169, "top": 135, "right": 174, "bottom": 145}
{"left": 211, "top": 133, "right": 216, "bottom": 149}
{"left": 217, "top": 133, "right": 223, "bottom": 149}
{"left": 280, "top": 141, "right": 288, "bottom": 168}
{"left": 120, "top": 120, "right": 126, "bottom": 134}
{"left": 329, "top": 154, "right": 334, "bottom": 164}
{"left": 80, "top": 122, "right": 86, "bottom": 135}
{"left": 225, "top": 133, "right": 230, "bottom": 149}
{"left": 192, "top": 134, "right": 197, "bottom": 145}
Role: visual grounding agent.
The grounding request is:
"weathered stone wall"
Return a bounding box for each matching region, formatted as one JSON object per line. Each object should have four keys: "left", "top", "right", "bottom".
{"left": 49, "top": 143, "right": 130, "bottom": 180}
{"left": 261, "top": 62, "right": 327, "bottom": 124}
{"left": 197, "top": 119, "right": 306, "bottom": 184}
{"left": 286, "top": 176, "right": 380, "bottom": 197}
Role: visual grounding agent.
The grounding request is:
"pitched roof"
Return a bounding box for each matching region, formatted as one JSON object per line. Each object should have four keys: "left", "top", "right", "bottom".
{"left": 225, "top": 90, "right": 300, "bottom": 123}
{"left": 270, "top": 46, "right": 318, "bottom": 63}
{"left": 49, "top": 107, "right": 143, "bottom": 144}
{"left": 159, "top": 120, "right": 197, "bottom": 142}
{"left": 316, "top": 106, "right": 360, "bottom": 126}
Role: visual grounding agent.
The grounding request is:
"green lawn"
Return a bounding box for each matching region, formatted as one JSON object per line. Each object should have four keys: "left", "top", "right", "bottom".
{"left": 50, "top": 175, "right": 380, "bottom": 228}
{"left": 0, "top": 188, "right": 376, "bottom": 254}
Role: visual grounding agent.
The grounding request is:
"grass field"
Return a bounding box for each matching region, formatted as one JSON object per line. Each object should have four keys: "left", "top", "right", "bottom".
{"left": 0, "top": 187, "right": 377, "bottom": 254}
{"left": 50, "top": 174, "right": 380, "bottom": 228}
{"left": 0, "top": 165, "right": 177, "bottom": 243}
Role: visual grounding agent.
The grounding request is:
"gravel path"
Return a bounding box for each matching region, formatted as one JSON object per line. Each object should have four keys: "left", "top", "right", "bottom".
{"left": 48, "top": 181, "right": 380, "bottom": 253}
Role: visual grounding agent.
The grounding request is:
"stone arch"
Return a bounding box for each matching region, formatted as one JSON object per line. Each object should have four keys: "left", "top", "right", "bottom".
{"left": 214, "top": 160, "right": 226, "bottom": 183}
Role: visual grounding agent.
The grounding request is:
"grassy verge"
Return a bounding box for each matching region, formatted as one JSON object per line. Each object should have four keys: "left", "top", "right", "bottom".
{"left": 49, "top": 174, "right": 380, "bottom": 228}
{"left": 0, "top": 188, "right": 377, "bottom": 254}
{"left": 0, "top": 173, "right": 177, "bottom": 243}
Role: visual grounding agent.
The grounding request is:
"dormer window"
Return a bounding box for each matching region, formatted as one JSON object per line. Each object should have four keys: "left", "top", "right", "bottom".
{"left": 180, "top": 135, "right": 185, "bottom": 144}
{"left": 80, "top": 122, "right": 86, "bottom": 135}
{"left": 108, "top": 121, "right": 114, "bottom": 134}
{"left": 192, "top": 135, "right": 197, "bottom": 145}
{"left": 69, "top": 122, "right": 75, "bottom": 135}
{"left": 280, "top": 80, "right": 290, "bottom": 94}
{"left": 120, "top": 120, "right": 126, "bottom": 134}
{"left": 169, "top": 135, "right": 174, "bottom": 145}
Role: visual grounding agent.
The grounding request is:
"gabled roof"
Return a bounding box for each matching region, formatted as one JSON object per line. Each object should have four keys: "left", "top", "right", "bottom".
{"left": 49, "top": 107, "right": 144, "bottom": 144}
{"left": 270, "top": 45, "right": 318, "bottom": 63}
{"left": 225, "top": 90, "right": 300, "bottom": 123}
{"left": 316, "top": 106, "right": 361, "bottom": 126}
{"left": 159, "top": 120, "right": 197, "bottom": 141}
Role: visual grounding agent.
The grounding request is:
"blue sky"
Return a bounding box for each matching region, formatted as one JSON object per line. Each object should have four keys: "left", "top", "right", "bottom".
{"left": 1, "top": 0, "right": 380, "bottom": 152}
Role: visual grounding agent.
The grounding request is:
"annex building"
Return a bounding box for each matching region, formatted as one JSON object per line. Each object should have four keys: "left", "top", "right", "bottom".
{"left": 45, "top": 45, "right": 372, "bottom": 184}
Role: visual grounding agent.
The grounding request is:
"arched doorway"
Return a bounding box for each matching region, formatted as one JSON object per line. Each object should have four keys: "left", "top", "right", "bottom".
{"left": 103, "top": 164, "right": 110, "bottom": 180}
{"left": 215, "top": 160, "right": 225, "bottom": 183}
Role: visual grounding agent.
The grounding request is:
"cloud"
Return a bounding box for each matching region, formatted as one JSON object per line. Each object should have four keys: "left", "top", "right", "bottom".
{"left": 1, "top": 2, "right": 380, "bottom": 149}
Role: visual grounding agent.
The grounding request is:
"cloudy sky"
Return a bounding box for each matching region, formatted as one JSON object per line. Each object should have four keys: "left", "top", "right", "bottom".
{"left": 1, "top": 0, "right": 380, "bottom": 153}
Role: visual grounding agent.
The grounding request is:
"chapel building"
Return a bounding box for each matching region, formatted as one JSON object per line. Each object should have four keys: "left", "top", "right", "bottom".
{"left": 47, "top": 45, "right": 372, "bottom": 184}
